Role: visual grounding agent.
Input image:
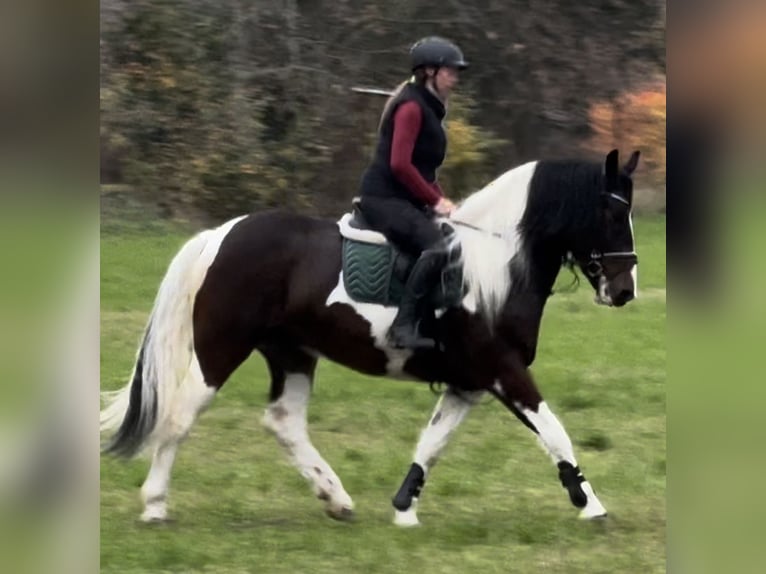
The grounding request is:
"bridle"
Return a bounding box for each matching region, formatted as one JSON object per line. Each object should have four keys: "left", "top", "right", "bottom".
{"left": 583, "top": 250, "right": 638, "bottom": 279}
{"left": 583, "top": 192, "right": 638, "bottom": 278}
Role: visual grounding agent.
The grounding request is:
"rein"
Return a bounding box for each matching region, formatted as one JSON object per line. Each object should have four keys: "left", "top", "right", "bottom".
{"left": 447, "top": 218, "right": 504, "bottom": 239}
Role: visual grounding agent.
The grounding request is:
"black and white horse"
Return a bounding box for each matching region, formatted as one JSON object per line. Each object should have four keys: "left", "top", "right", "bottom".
{"left": 101, "top": 149, "right": 640, "bottom": 526}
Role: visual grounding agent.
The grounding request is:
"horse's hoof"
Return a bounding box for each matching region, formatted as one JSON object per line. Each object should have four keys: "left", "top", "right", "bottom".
{"left": 577, "top": 481, "right": 607, "bottom": 519}
{"left": 579, "top": 509, "right": 608, "bottom": 520}
{"left": 139, "top": 513, "right": 172, "bottom": 524}
{"left": 393, "top": 508, "right": 420, "bottom": 527}
{"left": 141, "top": 504, "right": 168, "bottom": 524}
{"left": 326, "top": 506, "right": 355, "bottom": 522}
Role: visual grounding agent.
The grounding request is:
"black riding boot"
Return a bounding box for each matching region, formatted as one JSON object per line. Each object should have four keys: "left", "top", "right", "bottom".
{"left": 388, "top": 247, "right": 448, "bottom": 350}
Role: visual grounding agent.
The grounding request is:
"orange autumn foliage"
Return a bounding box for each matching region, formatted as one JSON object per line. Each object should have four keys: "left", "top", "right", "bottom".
{"left": 586, "top": 81, "right": 666, "bottom": 186}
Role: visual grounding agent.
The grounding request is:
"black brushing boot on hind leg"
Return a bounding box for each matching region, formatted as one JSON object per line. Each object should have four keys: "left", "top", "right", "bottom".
{"left": 388, "top": 246, "right": 448, "bottom": 350}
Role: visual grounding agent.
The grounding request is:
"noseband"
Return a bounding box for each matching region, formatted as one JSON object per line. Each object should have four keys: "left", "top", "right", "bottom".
{"left": 584, "top": 250, "right": 638, "bottom": 278}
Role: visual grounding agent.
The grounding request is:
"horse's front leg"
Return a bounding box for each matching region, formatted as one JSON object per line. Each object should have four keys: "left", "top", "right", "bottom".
{"left": 492, "top": 355, "right": 607, "bottom": 519}
{"left": 391, "top": 387, "right": 483, "bottom": 527}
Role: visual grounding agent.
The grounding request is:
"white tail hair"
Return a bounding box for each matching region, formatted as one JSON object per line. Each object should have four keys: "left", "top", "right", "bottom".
{"left": 100, "top": 228, "right": 215, "bottom": 457}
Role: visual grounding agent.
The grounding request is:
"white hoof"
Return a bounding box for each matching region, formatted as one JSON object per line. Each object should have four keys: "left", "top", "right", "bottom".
{"left": 326, "top": 506, "right": 356, "bottom": 522}
{"left": 140, "top": 503, "right": 168, "bottom": 523}
{"left": 318, "top": 487, "right": 355, "bottom": 520}
{"left": 335, "top": 491, "right": 355, "bottom": 512}
{"left": 578, "top": 481, "right": 607, "bottom": 519}
{"left": 393, "top": 499, "right": 420, "bottom": 527}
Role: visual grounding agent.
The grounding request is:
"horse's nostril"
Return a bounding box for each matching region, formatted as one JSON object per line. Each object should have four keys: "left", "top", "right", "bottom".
{"left": 615, "top": 289, "right": 634, "bottom": 306}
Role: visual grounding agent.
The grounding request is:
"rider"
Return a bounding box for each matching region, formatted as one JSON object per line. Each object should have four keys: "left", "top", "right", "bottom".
{"left": 357, "top": 36, "right": 467, "bottom": 350}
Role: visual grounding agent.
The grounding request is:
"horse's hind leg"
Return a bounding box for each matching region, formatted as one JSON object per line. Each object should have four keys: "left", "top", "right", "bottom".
{"left": 261, "top": 347, "right": 355, "bottom": 520}
{"left": 140, "top": 356, "right": 216, "bottom": 522}
{"left": 492, "top": 360, "right": 607, "bottom": 519}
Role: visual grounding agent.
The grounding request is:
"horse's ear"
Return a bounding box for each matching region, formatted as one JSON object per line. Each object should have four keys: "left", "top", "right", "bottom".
{"left": 605, "top": 149, "right": 619, "bottom": 179}
{"left": 623, "top": 150, "right": 640, "bottom": 175}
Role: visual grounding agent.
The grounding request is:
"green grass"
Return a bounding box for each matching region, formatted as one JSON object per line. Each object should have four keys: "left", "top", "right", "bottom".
{"left": 101, "top": 215, "right": 666, "bottom": 574}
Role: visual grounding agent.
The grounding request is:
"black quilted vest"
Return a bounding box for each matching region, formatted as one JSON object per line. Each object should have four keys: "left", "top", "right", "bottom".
{"left": 360, "top": 83, "right": 447, "bottom": 209}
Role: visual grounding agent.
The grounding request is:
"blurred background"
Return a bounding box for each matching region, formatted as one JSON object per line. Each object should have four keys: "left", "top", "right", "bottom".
{"left": 99, "top": 0, "right": 667, "bottom": 225}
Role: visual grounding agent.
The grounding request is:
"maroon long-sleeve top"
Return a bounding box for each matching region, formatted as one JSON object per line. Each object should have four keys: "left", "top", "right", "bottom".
{"left": 389, "top": 101, "right": 445, "bottom": 206}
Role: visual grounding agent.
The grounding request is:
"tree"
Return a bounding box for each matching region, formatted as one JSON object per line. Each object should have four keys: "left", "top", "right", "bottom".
{"left": 586, "top": 80, "right": 666, "bottom": 186}
{"left": 101, "top": 0, "right": 666, "bottom": 221}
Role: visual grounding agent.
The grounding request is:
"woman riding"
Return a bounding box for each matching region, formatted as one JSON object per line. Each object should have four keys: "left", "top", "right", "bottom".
{"left": 357, "top": 36, "right": 468, "bottom": 350}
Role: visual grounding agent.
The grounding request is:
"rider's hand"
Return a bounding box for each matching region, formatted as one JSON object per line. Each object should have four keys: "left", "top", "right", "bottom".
{"left": 434, "top": 197, "right": 455, "bottom": 216}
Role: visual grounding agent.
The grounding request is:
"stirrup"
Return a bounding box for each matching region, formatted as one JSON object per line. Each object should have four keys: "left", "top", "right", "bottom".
{"left": 387, "top": 325, "right": 436, "bottom": 350}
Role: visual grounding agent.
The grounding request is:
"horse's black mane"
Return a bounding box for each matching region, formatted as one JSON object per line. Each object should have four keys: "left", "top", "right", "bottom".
{"left": 519, "top": 160, "right": 603, "bottom": 251}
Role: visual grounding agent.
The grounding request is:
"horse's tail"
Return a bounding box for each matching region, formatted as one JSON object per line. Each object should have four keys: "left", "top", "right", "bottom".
{"left": 100, "top": 229, "right": 213, "bottom": 458}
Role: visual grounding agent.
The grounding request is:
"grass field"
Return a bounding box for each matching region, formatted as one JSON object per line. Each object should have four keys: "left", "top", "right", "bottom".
{"left": 100, "top": 214, "right": 666, "bottom": 574}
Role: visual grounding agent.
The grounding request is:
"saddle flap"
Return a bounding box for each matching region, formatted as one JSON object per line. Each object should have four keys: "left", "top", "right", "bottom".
{"left": 342, "top": 238, "right": 399, "bottom": 305}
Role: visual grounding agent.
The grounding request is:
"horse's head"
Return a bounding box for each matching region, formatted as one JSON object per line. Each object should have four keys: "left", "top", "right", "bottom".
{"left": 576, "top": 149, "right": 640, "bottom": 307}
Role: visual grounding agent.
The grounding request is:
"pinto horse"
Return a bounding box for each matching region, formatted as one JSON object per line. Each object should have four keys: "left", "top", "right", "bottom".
{"left": 101, "top": 149, "right": 640, "bottom": 526}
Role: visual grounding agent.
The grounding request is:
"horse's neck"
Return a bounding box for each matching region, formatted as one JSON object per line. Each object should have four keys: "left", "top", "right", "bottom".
{"left": 453, "top": 202, "right": 515, "bottom": 238}
{"left": 502, "top": 243, "right": 563, "bottom": 317}
{"left": 453, "top": 165, "right": 533, "bottom": 236}
{"left": 493, "top": 250, "right": 562, "bottom": 365}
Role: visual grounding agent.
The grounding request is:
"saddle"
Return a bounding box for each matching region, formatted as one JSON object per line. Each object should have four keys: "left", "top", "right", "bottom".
{"left": 337, "top": 198, "right": 464, "bottom": 308}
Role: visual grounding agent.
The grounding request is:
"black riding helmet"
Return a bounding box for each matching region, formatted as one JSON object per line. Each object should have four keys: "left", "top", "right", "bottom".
{"left": 409, "top": 36, "right": 468, "bottom": 71}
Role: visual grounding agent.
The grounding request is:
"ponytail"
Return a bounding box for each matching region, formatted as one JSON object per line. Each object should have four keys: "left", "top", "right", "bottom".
{"left": 377, "top": 79, "right": 412, "bottom": 132}
{"left": 377, "top": 70, "right": 429, "bottom": 132}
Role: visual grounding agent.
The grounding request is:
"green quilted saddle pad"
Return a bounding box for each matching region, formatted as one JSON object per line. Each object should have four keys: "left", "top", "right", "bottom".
{"left": 341, "top": 238, "right": 463, "bottom": 308}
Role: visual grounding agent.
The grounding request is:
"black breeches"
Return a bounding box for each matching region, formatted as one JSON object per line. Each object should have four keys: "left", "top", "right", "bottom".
{"left": 358, "top": 197, "right": 443, "bottom": 257}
